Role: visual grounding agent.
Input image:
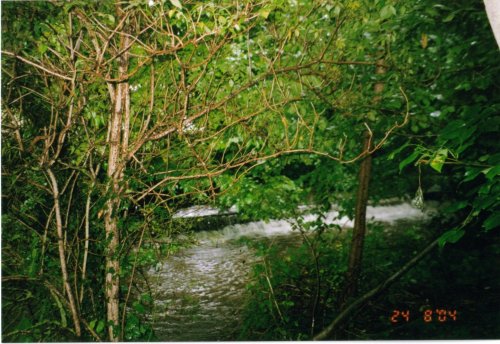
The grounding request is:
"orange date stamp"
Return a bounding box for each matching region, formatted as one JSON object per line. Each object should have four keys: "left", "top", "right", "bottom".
{"left": 390, "top": 309, "right": 457, "bottom": 323}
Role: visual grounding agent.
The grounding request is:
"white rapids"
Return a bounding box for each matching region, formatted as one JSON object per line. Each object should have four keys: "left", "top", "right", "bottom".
{"left": 193, "top": 202, "right": 435, "bottom": 244}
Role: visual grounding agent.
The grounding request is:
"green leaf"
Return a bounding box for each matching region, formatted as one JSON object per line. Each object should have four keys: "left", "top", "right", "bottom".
{"left": 141, "top": 293, "right": 153, "bottom": 303}
{"left": 388, "top": 142, "right": 410, "bottom": 160}
{"left": 463, "top": 167, "right": 482, "bottom": 182}
{"left": 455, "top": 82, "right": 471, "bottom": 91}
{"left": 399, "top": 150, "right": 420, "bottom": 172}
{"left": 367, "top": 110, "right": 377, "bottom": 121}
{"left": 380, "top": 5, "right": 396, "bottom": 20}
{"left": 483, "top": 212, "right": 500, "bottom": 231}
{"left": 133, "top": 302, "right": 146, "bottom": 314}
{"left": 442, "top": 12, "right": 455, "bottom": 22}
{"left": 484, "top": 165, "right": 500, "bottom": 180}
{"left": 443, "top": 200, "right": 468, "bottom": 213}
{"left": 170, "top": 0, "right": 182, "bottom": 9}
{"left": 259, "top": 7, "right": 272, "bottom": 19}
{"left": 96, "top": 320, "right": 105, "bottom": 334}
{"left": 38, "top": 44, "right": 48, "bottom": 54}
{"left": 218, "top": 15, "right": 227, "bottom": 25}
{"left": 430, "top": 148, "right": 448, "bottom": 173}
{"left": 473, "top": 194, "right": 496, "bottom": 211}
{"left": 438, "top": 229, "right": 465, "bottom": 247}
{"left": 440, "top": 120, "right": 465, "bottom": 140}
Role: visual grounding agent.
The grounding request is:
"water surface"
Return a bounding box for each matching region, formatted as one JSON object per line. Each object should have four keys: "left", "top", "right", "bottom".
{"left": 140, "top": 203, "right": 433, "bottom": 341}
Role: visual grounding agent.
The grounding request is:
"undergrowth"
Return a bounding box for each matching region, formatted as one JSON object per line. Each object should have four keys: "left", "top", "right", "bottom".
{"left": 237, "top": 216, "right": 499, "bottom": 340}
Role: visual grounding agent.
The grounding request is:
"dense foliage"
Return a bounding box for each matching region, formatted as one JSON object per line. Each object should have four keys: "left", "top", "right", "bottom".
{"left": 1, "top": 0, "right": 498, "bottom": 341}
{"left": 240, "top": 217, "right": 499, "bottom": 339}
{"left": 238, "top": 0, "right": 500, "bottom": 340}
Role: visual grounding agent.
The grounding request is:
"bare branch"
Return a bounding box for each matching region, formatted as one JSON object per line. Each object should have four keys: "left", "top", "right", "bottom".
{"left": 2, "top": 51, "right": 73, "bottom": 81}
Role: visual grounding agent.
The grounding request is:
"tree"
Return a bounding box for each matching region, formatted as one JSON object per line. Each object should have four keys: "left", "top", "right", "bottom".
{"left": 315, "top": 0, "right": 500, "bottom": 337}
{"left": 342, "top": 58, "right": 385, "bottom": 306}
{"left": 388, "top": 0, "right": 499, "bottom": 243}
{"left": 236, "top": 0, "right": 498, "bottom": 340}
{"left": 2, "top": 0, "right": 410, "bottom": 340}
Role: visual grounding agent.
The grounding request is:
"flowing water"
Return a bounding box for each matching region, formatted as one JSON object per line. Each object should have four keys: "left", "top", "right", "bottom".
{"left": 138, "top": 203, "right": 436, "bottom": 341}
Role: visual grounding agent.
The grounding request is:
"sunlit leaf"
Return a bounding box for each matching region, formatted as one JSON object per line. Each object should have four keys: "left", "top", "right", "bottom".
{"left": 259, "top": 8, "right": 271, "bottom": 19}
{"left": 430, "top": 148, "right": 448, "bottom": 173}
{"left": 170, "top": 0, "right": 182, "bottom": 9}
{"left": 380, "top": 5, "right": 396, "bottom": 20}
{"left": 38, "top": 44, "right": 48, "bottom": 54}
{"left": 421, "top": 33, "right": 428, "bottom": 49}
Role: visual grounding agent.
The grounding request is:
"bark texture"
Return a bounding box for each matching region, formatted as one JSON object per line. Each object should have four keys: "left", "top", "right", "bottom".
{"left": 104, "top": 6, "right": 129, "bottom": 340}
{"left": 47, "top": 168, "right": 81, "bottom": 337}
{"left": 342, "top": 59, "right": 385, "bottom": 306}
{"left": 344, "top": 131, "right": 372, "bottom": 299}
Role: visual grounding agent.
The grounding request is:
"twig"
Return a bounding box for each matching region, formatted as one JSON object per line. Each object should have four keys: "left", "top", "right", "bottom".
{"left": 295, "top": 220, "right": 321, "bottom": 337}
{"left": 263, "top": 258, "right": 285, "bottom": 324}
{"left": 120, "top": 221, "right": 148, "bottom": 340}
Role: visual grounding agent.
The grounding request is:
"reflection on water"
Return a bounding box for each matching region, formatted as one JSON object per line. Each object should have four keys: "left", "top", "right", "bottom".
{"left": 139, "top": 203, "right": 434, "bottom": 341}
{"left": 143, "top": 241, "right": 259, "bottom": 341}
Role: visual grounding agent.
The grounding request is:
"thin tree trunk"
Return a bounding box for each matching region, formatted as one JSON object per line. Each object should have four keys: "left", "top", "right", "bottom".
{"left": 105, "top": 85, "right": 124, "bottom": 341}
{"left": 343, "top": 131, "right": 373, "bottom": 300}
{"left": 342, "top": 59, "right": 385, "bottom": 306}
{"left": 104, "top": 7, "right": 129, "bottom": 339}
{"left": 104, "top": 92, "right": 122, "bottom": 341}
{"left": 40, "top": 207, "right": 54, "bottom": 274}
{"left": 80, "top": 188, "right": 92, "bottom": 304}
{"left": 47, "top": 168, "right": 81, "bottom": 337}
{"left": 104, "top": 195, "right": 121, "bottom": 342}
{"left": 81, "top": 165, "right": 99, "bottom": 304}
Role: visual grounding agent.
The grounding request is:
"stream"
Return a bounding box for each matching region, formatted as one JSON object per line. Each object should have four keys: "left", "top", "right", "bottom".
{"left": 138, "top": 202, "right": 436, "bottom": 341}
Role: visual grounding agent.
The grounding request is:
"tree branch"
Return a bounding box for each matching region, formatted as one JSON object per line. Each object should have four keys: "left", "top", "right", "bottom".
{"left": 1, "top": 51, "right": 73, "bottom": 81}
{"left": 313, "top": 237, "right": 439, "bottom": 340}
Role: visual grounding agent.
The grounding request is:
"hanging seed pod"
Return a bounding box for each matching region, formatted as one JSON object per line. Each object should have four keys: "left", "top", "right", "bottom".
{"left": 412, "top": 186, "right": 424, "bottom": 210}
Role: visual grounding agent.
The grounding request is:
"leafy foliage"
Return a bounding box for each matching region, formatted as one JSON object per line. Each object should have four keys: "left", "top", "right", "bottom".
{"left": 1, "top": 0, "right": 498, "bottom": 341}
{"left": 387, "top": 0, "right": 500, "bottom": 242}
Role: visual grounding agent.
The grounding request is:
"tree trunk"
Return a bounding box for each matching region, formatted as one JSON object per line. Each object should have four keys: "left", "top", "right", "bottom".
{"left": 47, "top": 168, "right": 81, "bottom": 337}
{"left": 104, "top": 92, "right": 122, "bottom": 341}
{"left": 104, "top": 9, "right": 129, "bottom": 340}
{"left": 342, "top": 59, "right": 385, "bottom": 306}
{"left": 105, "top": 94, "right": 125, "bottom": 340}
{"left": 104, "top": 194, "right": 121, "bottom": 342}
{"left": 343, "top": 132, "right": 372, "bottom": 300}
